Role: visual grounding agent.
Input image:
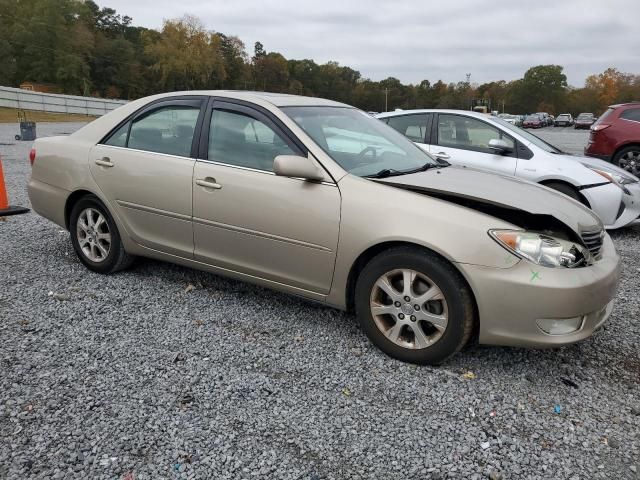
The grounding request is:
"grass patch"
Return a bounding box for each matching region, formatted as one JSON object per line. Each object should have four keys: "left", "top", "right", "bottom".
{"left": 0, "top": 107, "right": 97, "bottom": 123}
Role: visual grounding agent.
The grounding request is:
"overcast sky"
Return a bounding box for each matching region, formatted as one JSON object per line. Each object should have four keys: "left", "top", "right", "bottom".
{"left": 100, "top": 0, "right": 639, "bottom": 87}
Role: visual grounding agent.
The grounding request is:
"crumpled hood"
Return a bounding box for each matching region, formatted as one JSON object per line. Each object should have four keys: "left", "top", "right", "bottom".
{"left": 379, "top": 166, "right": 603, "bottom": 234}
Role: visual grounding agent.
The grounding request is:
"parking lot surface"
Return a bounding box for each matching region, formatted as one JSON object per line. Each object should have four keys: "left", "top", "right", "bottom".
{"left": 1, "top": 123, "right": 639, "bottom": 480}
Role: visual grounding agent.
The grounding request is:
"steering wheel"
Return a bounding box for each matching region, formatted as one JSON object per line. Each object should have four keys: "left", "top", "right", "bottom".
{"left": 355, "top": 146, "right": 377, "bottom": 163}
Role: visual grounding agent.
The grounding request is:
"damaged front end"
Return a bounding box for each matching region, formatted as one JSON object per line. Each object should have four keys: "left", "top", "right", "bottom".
{"left": 379, "top": 179, "right": 600, "bottom": 268}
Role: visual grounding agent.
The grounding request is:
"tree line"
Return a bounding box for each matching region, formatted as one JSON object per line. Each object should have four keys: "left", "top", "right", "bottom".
{"left": 1, "top": 0, "right": 639, "bottom": 115}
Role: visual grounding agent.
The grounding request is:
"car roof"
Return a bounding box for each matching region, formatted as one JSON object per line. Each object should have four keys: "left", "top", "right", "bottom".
{"left": 376, "top": 109, "right": 495, "bottom": 120}
{"left": 609, "top": 102, "right": 640, "bottom": 109}
{"left": 150, "top": 90, "right": 351, "bottom": 108}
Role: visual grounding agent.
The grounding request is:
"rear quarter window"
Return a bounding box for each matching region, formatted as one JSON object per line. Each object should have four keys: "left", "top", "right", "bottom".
{"left": 620, "top": 108, "right": 640, "bottom": 122}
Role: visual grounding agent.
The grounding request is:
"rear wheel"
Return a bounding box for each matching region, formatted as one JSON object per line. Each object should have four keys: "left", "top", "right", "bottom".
{"left": 613, "top": 146, "right": 640, "bottom": 176}
{"left": 69, "top": 195, "right": 134, "bottom": 274}
{"left": 354, "top": 247, "right": 475, "bottom": 365}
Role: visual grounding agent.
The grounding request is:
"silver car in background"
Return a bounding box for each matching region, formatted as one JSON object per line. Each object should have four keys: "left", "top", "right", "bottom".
{"left": 377, "top": 109, "right": 640, "bottom": 229}
{"left": 28, "top": 92, "right": 620, "bottom": 364}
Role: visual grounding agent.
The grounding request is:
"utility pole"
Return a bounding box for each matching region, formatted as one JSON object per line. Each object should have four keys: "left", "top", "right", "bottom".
{"left": 384, "top": 88, "right": 389, "bottom": 112}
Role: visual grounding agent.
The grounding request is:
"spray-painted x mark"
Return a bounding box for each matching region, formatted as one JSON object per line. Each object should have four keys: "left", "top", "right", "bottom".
{"left": 530, "top": 270, "right": 541, "bottom": 282}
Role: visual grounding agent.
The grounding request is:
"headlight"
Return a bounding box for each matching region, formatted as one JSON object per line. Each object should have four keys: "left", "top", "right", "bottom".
{"left": 489, "top": 230, "right": 589, "bottom": 268}
{"left": 587, "top": 167, "right": 637, "bottom": 194}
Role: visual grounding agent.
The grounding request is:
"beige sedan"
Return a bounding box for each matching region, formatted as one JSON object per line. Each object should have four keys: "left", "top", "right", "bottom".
{"left": 28, "top": 91, "right": 620, "bottom": 364}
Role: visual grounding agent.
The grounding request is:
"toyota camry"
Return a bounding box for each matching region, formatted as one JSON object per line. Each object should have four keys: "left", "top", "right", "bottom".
{"left": 28, "top": 92, "right": 620, "bottom": 364}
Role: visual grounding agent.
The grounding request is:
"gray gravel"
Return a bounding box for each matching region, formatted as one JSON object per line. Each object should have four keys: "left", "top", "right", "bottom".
{"left": 1, "top": 122, "right": 639, "bottom": 480}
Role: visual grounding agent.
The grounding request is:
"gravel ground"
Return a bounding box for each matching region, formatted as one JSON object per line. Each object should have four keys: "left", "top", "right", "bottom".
{"left": 1, "top": 122, "right": 639, "bottom": 480}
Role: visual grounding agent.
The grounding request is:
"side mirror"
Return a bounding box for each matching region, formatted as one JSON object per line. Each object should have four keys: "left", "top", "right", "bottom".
{"left": 488, "top": 138, "right": 512, "bottom": 154}
{"left": 273, "top": 154, "right": 325, "bottom": 181}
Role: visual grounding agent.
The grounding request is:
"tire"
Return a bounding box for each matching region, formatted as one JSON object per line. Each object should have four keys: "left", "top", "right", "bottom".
{"left": 354, "top": 246, "right": 475, "bottom": 365}
{"left": 544, "top": 182, "right": 581, "bottom": 202}
{"left": 69, "top": 195, "right": 134, "bottom": 274}
{"left": 612, "top": 145, "right": 640, "bottom": 176}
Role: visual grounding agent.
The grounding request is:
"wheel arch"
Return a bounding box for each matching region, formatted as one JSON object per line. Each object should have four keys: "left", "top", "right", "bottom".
{"left": 613, "top": 142, "right": 640, "bottom": 160}
{"left": 538, "top": 179, "right": 591, "bottom": 209}
{"left": 64, "top": 189, "right": 99, "bottom": 229}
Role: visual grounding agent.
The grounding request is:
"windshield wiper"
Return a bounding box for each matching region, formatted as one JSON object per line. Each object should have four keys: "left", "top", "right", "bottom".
{"left": 405, "top": 161, "right": 449, "bottom": 174}
{"left": 366, "top": 161, "right": 447, "bottom": 179}
{"left": 364, "top": 168, "right": 401, "bottom": 178}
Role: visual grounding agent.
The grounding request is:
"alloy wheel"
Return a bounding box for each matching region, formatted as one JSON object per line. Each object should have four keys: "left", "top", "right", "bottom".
{"left": 618, "top": 150, "right": 640, "bottom": 176}
{"left": 369, "top": 269, "right": 448, "bottom": 350}
{"left": 76, "top": 208, "right": 111, "bottom": 263}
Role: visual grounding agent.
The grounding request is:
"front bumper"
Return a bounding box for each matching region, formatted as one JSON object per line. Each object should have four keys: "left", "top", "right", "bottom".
{"left": 608, "top": 181, "right": 640, "bottom": 229}
{"left": 459, "top": 234, "right": 620, "bottom": 348}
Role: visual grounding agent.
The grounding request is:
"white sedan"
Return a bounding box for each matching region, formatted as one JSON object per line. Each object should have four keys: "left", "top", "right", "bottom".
{"left": 377, "top": 109, "right": 640, "bottom": 229}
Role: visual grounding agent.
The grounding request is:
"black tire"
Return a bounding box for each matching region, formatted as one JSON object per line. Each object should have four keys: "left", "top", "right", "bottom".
{"left": 69, "top": 195, "right": 134, "bottom": 274}
{"left": 544, "top": 182, "right": 582, "bottom": 203}
{"left": 612, "top": 145, "right": 640, "bottom": 176}
{"left": 354, "top": 246, "right": 475, "bottom": 365}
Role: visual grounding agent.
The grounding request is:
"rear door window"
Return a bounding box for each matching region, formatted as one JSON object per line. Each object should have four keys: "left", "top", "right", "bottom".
{"left": 104, "top": 122, "right": 129, "bottom": 147}
{"left": 386, "top": 114, "right": 430, "bottom": 143}
{"left": 128, "top": 106, "right": 200, "bottom": 157}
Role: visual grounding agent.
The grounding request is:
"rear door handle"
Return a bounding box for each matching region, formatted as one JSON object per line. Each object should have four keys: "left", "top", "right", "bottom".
{"left": 435, "top": 152, "right": 450, "bottom": 160}
{"left": 196, "top": 178, "right": 222, "bottom": 190}
{"left": 95, "top": 157, "right": 114, "bottom": 168}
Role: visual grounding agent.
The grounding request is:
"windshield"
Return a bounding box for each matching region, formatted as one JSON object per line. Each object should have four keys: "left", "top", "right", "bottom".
{"left": 282, "top": 106, "right": 437, "bottom": 177}
{"left": 525, "top": 115, "right": 540, "bottom": 121}
{"left": 491, "top": 117, "right": 562, "bottom": 153}
{"left": 577, "top": 113, "right": 593, "bottom": 119}
{"left": 558, "top": 114, "right": 570, "bottom": 119}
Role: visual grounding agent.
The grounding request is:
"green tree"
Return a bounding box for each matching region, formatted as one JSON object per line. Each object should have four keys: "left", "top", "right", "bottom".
{"left": 146, "top": 15, "right": 227, "bottom": 91}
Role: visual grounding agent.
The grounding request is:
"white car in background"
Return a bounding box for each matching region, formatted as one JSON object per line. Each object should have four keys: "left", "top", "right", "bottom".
{"left": 377, "top": 109, "right": 640, "bottom": 229}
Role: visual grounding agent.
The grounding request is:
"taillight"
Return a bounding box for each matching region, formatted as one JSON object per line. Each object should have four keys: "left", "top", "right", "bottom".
{"left": 29, "top": 148, "right": 36, "bottom": 166}
{"left": 592, "top": 124, "right": 610, "bottom": 132}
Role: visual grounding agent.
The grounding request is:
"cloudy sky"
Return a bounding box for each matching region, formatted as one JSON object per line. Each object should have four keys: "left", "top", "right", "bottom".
{"left": 100, "top": 0, "right": 639, "bottom": 87}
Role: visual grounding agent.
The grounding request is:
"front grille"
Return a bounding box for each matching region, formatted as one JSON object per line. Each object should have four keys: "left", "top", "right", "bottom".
{"left": 581, "top": 229, "right": 604, "bottom": 259}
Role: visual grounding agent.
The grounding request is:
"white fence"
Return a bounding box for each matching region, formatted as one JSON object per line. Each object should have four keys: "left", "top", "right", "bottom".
{"left": 0, "top": 86, "right": 128, "bottom": 116}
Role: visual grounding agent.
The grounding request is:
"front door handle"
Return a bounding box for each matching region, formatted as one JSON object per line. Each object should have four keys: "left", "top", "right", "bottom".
{"left": 196, "top": 178, "right": 222, "bottom": 190}
{"left": 95, "top": 157, "right": 114, "bottom": 168}
{"left": 435, "top": 152, "right": 450, "bottom": 160}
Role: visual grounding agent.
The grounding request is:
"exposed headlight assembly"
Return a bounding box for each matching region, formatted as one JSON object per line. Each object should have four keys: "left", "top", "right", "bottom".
{"left": 489, "top": 230, "right": 590, "bottom": 268}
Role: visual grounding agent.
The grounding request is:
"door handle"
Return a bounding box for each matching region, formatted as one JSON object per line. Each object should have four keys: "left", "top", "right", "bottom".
{"left": 196, "top": 178, "right": 222, "bottom": 190}
{"left": 435, "top": 152, "right": 450, "bottom": 160}
{"left": 95, "top": 157, "right": 114, "bottom": 168}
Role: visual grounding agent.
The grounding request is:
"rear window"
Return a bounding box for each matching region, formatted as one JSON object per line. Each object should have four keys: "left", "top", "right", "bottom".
{"left": 620, "top": 108, "right": 640, "bottom": 122}
{"left": 593, "top": 108, "right": 614, "bottom": 127}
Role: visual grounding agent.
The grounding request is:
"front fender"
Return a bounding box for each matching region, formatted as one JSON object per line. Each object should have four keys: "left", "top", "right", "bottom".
{"left": 580, "top": 182, "right": 623, "bottom": 228}
{"left": 325, "top": 175, "right": 520, "bottom": 308}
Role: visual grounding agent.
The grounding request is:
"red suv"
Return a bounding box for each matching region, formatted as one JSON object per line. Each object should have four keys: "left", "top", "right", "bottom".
{"left": 585, "top": 102, "right": 640, "bottom": 175}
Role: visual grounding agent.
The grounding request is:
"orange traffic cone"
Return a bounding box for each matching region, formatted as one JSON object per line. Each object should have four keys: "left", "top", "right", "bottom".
{"left": 0, "top": 156, "right": 30, "bottom": 217}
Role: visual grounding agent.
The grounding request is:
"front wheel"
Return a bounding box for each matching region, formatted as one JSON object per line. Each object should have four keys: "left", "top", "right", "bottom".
{"left": 544, "top": 182, "right": 583, "bottom": 204}
{"left": 69, "top": 195, "right": 134, "bottom": 274}
{"left": 354, "top": 247, "right": 475, "bottom": 365}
